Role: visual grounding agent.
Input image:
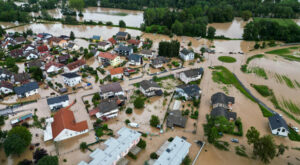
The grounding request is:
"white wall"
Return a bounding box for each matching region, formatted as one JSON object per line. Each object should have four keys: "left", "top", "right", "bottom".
{"left": 64, "top": 76, "right": 82, "bottom": 87}
{"left": 54, "top": 128, "right": 88, "bottom": 141}
{"left": 49, "top": 100, "right": 70, "bottom": 110}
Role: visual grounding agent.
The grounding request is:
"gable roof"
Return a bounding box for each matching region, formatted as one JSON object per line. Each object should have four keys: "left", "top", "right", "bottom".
{"left": 182, "top": 68, "right": 204, "bottom": 78}
{"left": 14, "top": 82, "right": 39, "bottom": 95}
{"left": 62, "top": 72, "right": 80, "bottom": 79}
{"left": 0, "top": 81, "right": 13, "bottom": 90}
{"left": 13, "top": 72, "right": 31, "bottom": 83}
{"left": 51, "top": 107, "right": 88, "bottom": 139}
{"left": 58, "top": 54, "right": 70, "bottom": 62}
{"left": 176, "top": 84, "right": 201, "bottom": 97}
{"left": 98, "top": 52, "right": 118, "bottom": 60}
{"left": 47, "top": 95, "right": 69, "bottom": 105}
{"left": 45, "top": 62, "right": 64, "bottom": 71}
{"left": 109, "top": 67, "right": 124, "bottom": 75}
{"left": 108, "top": 38, "right": 117, "bottom": 45}
{"left": 129, "top": 54, "right": 142, "bottom": 62}
{"left": 97, "top": 99, "right": 118, "bottom": 114}
{"left": 26, "top": 59, "right": 43, "bottom": 68}
{"left": 151, "top": 56, "right": 170, "bottom": 66}
{"left": 98, "top": 41, "right": 110, "bottom": 47}
{"left": 37, "top": 45, "right": 48, "bottom": 52}
{"left": 210, "top": 107, "right": 237, "bottom": 120}
{"left": 118, "top": 45, "right": 132, "bottom": 52}
{"left": 211, "top": 92, "right": 235, "bottom": 105}
{"left": 140, "top": 80, "right": 160, "bottom": 90}
{"left": 167, "top": 110, "right": 187, "bottom": 128}
{"left": 140, "top": 49, "right": 152, "bottom": 55}
{"left": 66, "top": 59, "right": 85, "bottom": 71}
{"left": 100, "top": 82, "right": 122, "bottom": 94}
{"left": 127, "top": 39, "right": 140, "bottom": 45}
{"left": 180, "top": 48, "right": 193, "bottom": 55}
{"left": 116, "top": 31, "right": 128, "bottom": 37}
{"left": 268, "top": 113, "right": 289, "bottom": 130}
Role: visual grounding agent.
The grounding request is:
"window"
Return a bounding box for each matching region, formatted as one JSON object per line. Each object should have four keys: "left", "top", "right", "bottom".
{"left": 282, "top": 129, "right": 285, "bottom": 132}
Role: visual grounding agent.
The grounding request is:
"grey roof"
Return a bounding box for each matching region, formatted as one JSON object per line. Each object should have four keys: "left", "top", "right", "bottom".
{"left": 14, "top": 82, "right": 39, "bottom": 95}
{"left": 14, "top": 72, "right": 30, "bottom": 83}
{"left": 180, "top": 48, "right": 193, "bottom": 55}
{"left": 176, "top": 84, "right": 201, "bottom": 98}
{"left": 100, "top": 82, "right": 123, "bottom": 94}
{"left": 167, "top": 110, "right": 187, "bottom": 128}
{"left": 139, "top": 80, "right": 160, "bottom": 90}
{"left": 97, "top": 99, "right": 118, "bottom": 113}
{"left": 140, "top": 49, "right": 152, "bottom": 55}
{"left": 210, "top": 107, "right": 237, "bottom": 120}
{"left": 118, "top": 45, "right": 132, "bottom": 52}
{"left": 27, "top": 59, "right": 43, "bottom": 68}
{"left": 0, "top": 68, "right": 12, "bottom": 76}
{"left": 128, "top": 54, "right": 142, "bottom": 62}
{"left": 182, "top": 68, "right": 203, "bottom": 78}
{"left": 98, "top": 41, "right": 109, "bottom": 46}
{"left": 47, "top": 95, "right": 69, "bottom": 105}
{"left": 151, "top": 56, "right": 169, "bottom": 66}
{"left": 116, "top": 32, "right": 128, "bottom": 37}
{"left": 268, "top": 113, "right": 289, "bottom": 130}
{"left": 62, "top": 72, "right": 80, "bottom": 79}
{"left": 211, "top": 92, "right": 235, "bottom": 105}
{"left": 67, "top": 42, "right": 75, "bottom": 48}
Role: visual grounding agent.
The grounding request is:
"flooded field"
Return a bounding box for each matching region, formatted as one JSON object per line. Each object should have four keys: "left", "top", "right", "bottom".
{"left": 208, "top": 18, "right": 249, "bottom": 39}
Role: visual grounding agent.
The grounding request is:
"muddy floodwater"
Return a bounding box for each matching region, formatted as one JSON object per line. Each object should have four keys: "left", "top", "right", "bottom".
{"left": 31, "top": 7, "right": 144, "bottom": 28}
{"left": 208, "top": 18, "right": 249, "bottom": 39}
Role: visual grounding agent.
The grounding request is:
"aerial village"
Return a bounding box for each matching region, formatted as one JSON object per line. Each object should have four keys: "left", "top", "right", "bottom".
{"left": 0, "top": 28, "right": 299, "bottom": 165}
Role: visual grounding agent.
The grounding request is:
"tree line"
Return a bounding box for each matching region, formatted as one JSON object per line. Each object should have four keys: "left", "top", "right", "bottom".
{"left": 101, "top": 0, "right": 300, "bottom": 19}
{"left": 158, "top": 40, "right": 180, "bottom": 57}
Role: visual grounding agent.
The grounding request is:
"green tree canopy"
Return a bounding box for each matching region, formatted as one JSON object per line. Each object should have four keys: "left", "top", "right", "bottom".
{"left": 119, "top": 20, "right": 126, "bottom": 28}
{"left": 36, "top": 156, "right": 58, "bottom": 165}
{"left": 4, "top": 126, "right": 32, "bottom": 156}
{"left": 69, "top": 0, "right": 85, "bottom": 12}
{"left": 134, "top": 97, "right": 145, "bottom": 109}
{"left": 207, "top": 26, "right": 216, "bottom": 39}
{"left": 150, "top": 115, "right": 160, "bottom": 127}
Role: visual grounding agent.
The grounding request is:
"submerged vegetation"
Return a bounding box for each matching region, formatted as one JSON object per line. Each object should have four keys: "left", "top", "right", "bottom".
{"left": 266, "top": 47, "right": 300, "bottom": 62}
{"left": 218, "top": 56, "right": 236, "bottom": 63}
{"left": 241, "top": 54, "right": 267, "bottom": 79}
{"left": 274, "top": 74, "right": 300, "bottom": 89}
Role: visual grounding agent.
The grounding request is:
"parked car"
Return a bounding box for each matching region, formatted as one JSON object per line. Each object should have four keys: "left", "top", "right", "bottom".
{"left": 231, "top": 138, "right": 239, "bottom": 143}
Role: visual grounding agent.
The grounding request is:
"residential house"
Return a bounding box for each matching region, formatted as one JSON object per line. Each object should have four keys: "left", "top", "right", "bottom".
{"left": 78, "top": 127, "right": 141, "bottom": 165}
{"left": 0, "top": 68, "right": 12, "bottom": 81}
{"left": 109, "top": 67, "right": 124, "bottom": 79}
{"left": 167, "top": 110, "right": 187, "bottom": 128}
{"left": 64, "top": 59, "right": 86, "bottom": 73}
{"left": 179, "top": 68, "right": 203, "bottom": 84}
{"left": 58, "top": 54, "right": 71, "bottom": 64}
{"left": 43, "top": 107, "right": 88, "bottom": 141}
{"left": 154, "top": 136, "right": 191, "bottom": 165}
{"left": 91, "top": 35, "right": 102, "bottom": 42}
{"left": 97, "top": 41, "right": 111, "bottom": 51}
{"left": 140, "top": 49, "right": 154, "bottom": 58}
{"left": 67, "top": 42, "right": 79, "bottom": 51}
{"left": 24, "top": 51, "right": 39, "bottom": 60}
{"left": 210, "top": 92, "right": 236, "bottom": 121}
{"left": 89, "top": 99, "right": 119, "bottom": 120}
{"left": 151, "top": 56, "right": 169, "bottom": 69}
{"left": 23, "top": 45, "right": 36, "bottom": 53}
{"left": 175, "top": 84, "right": 201, "bottom": 100}
{"left": 139, "top": 80, "right": 162, "bottom": 97}
{"left": 116, "top": 45, "right": 133, "bottom": 56}
{"left": 37, "top": 45, "right": 49, "bottom": 55}
{"left": 49, "top": 37, "right": 66, "bottom": 47}
{"left": 10, "top": 49, "right": 24, "bottom": 58}
{"left": 12, "top": 72, "right": 31, "bottom": 85}
{"left": 47, "top": 95, "right": 70, "bottom": 111}
{"left": 268, "top": 113, "right": 289, "bottom": 137}
{"left": 25, "top": 59, "right": 44, "bottom": 70}
{"left": 45, "top": 62, "right": 64, "bottom": 73}
{"left": 62, "top": 72, "right": 82, "bottom": 87}
{"left": 108, "top": 37, "right": 117, "bottom": 45}
{"left": 128, "top": 39, "right": 143, "bottom": 48}
{"left": 179, "top": 48, "right": 194, "bottom": 61}
{"left": 116, "top": 32, "right": 129, "bottom": 40}
{"left": 15, "top": 36, "right": 26, "bottom": 45}
{"left": 97, "top": 52, "right": 121, "bottom": 67}
{"left": 0, "top": 81, "right": 14, "bottom": 95}
{"left": 14, "top": 82, "right": 39, "bottom": 98}
{"left": 128, "top": 54, "right": 143, "bottom": 66}
{"left": 99, "top": 82, "right": 124, "bottom": 99}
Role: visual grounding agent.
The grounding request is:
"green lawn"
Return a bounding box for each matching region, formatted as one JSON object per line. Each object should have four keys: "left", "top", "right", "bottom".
{"left": 265, "top": 48, "right": 291, "bottom": 56}
{"left": 251, "top": 84, "right": 273, "bottom": 97}
{"left": 218, "top": 56, "right": 237, "bottom": 63}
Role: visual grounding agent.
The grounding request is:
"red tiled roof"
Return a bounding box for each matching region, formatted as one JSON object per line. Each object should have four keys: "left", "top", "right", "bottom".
{"left": 98, "top": 52, "right": 118, "bottom": 60}
{"left": 108, "top": 38, "right": 117, "bottom": 45}
{"left": 0, "top": 81, "right": 13, "bottom": 89}
{"left": 89, "top": 108, "right": 99, "bottom": 116}
{"left": 37, "top": 45, "right": 48, "bottom": 52}
{"left": 45, "top": 62, "right": 64, "bottom": 71}
{"left": 127, "top": 39, "right": 140, "bottom": 45}
{"left": 51, "top": 107, "right": 88, "bottom": 139}
{"left": 66, "top": 59, "right": 86, "bottom": 71}
{"left": 109, "top": 67, "right": 124, "bottom": 75}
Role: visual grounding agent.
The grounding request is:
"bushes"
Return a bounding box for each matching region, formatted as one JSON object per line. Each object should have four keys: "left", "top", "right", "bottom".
{"left": 218, "top": 56, "right": 236, "bottom": 63}
{"left": 125, "top": 108, "right": 133, "bottom": 114}
{"left": 137, "top": 139, "right": 146, "bottom": 149}
{"left": 150, "top": 115, "right": 160, "bottom": 127}
{"left": 214, "top": 141, "right": 229, "bottom": 151}
{"left": 190, "top": 110, "right": 198, "bottom": 119}
{"left": 150, "top": 152, "right": 158, "bottom": 159}
{"left": 134, "top": 97, "right": 145, "bottom": 109}
{"left": 288, "top": 128, "right": 300, "bottom": 141}
{"left": 232, "top": 118, "right": 243, "bottom": 136}
{"left": 128, "top": 152, "right": 137, "bottom": 159}
{"left": 235, "top": 145, "right": 248, "bottom": 157}
{"left": 168, "top": 137, "right": 174, "bottom": 142}
{"left": 125, "top": 119, "right": 131, "bottom": 124}
{"left": 251, "top": 84, "right": 273, "bottom": 97}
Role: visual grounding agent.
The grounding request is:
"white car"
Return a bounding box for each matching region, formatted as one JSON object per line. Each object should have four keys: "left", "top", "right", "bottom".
{"left": 128, "top": 123, "right": 139, "bottom": 128}
{"left": 292, "top": 127, "right": 299, "bottom": 133}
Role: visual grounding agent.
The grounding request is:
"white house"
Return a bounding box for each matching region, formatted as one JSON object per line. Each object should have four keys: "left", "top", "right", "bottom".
{"left": 62, "top": 73, "right": 82, "bottom": 87}
{"left": 0, "top": 81, "right": 14, "bottom": 95}
{"left": 140, "top": 49, "right": 154, "bottom": 58}
{"left": 99, "top": 82, "right": 124, "bottom": 99}
{"left": 98, "top": 41, "right": 112, "bottom": 51}
{"left": 139, "top": 80, "right": 162, "bottom": 97}
{"left": 128, "top": 54, "right": 143, "bottom": 66}
{"left": 175, "top": 84, "right": 201, "bottom": 100}
{"left": 179, "top": 68, "right": 204, "bottom": 84}
{"left": 89, "top": 99, "right": 119, "bottom": 120}
{"left": 109, "top": 67, "right": 124, "bottom": 79}
{"left": 268, "top": 113, "right": 289, "bottom": 137}
{"left": 179, "top": 48, "right": 194, "bottom": 61}
{"left": 154, "top": 136, "right": 191, "bottom": 165}
{"left": 14, "top": 82, "right": 39, "bottom": 98}
{"left": 45, "top": 62, "right": 64, "bottom": 73}
{"left": 78, "top": 127, "right": 141, "bottom": 165}
{"left": 25, "top": 52, "right": 39, "bottom": 60}
{"left": 43, "top": 107, "right": 88, "bottom": 141}
{"left": 67, "top": 42, "right": 80, "bottom": 51}
{"left": 47, "top": 95, "right": 69, "bottom": 111}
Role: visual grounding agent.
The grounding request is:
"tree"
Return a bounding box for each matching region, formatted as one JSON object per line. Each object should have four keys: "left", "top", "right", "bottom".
{"left": 150, "top": 152, "right": 158, "bottom": 159}
{"left": 171, "top": 20, "right": 183, "bottom": 35}
{"left": 33, "top": 148, "right": 48, "bottom": 164}
{"left": 134, "top": 97, "right": 145, "bottom": 109}
{"left": 18, "top": 159, "right": 33, "bottom": 165}
{"left": 207, "top": 26, "right": 216, "bottom": 39}
{"left": 254, "top": 42, "right": 260, "bottom": 49}
{"left": 4, "top": 126, "right": 32, "bottom": 156}
{"left": 182, "top": 155, "right": 192, "bottom": 165}
{"left": 70, "top": 31, "right": 75, "bottom": 40}
{"left": 29, "top": 67, "right": 44, "bottom": 82}
{"left": 36, "top": 156, "right": 58, "bottom": 165}
{"left": 0, "top": 26, "right": 6, "bottom": 36}
{"left": 125, "top": 108, "right": 133, "bottom": 114}
{"left": 241, "top": 10, "right": 252, "bottom": 21}
{"left": 0, "top": 115, "right": 5, "bottom": 126}
{"left": 158, "top": 40, "right": 180, "bottom": 57}
{"left": 150, "top": 115, "right": 160, "bottom": 127}
{"left": 246, "top": 126, "right": 260, "bottom": 144}
{"left": 119, "top": 20, "right": 126, "bottom": 28}
{"left": 200, "top": 47, "right": 206, "bottom": 55}
{"left": 80, "top": 142, "right": 88, "bottom": 151}
{"left": 137, "top": 139, "right": 146, "bottom": 149}
{"left": 277, "top": 143, "right": 288, "bottom": 157}
{"left": 69, "top": 0, "right": 85, "bottom": 15}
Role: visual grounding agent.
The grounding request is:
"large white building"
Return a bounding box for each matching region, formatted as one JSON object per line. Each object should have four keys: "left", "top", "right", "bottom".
{"left": 154, "top": 136, "right": 191, "bottom": 165}
{"left": 78, "top": 127, "right": 141, "bottom": 165}
{"left": 179, "top": 68, "right": 204, "bottom": 84}
{"left": 179, "top": 48, "right": 194, "bottom": 61}
{"left": 62, "top": 73, "right": 82, "bottom": 87}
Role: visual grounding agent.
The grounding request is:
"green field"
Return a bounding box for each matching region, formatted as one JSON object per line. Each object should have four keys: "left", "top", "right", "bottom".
{"left": 246, "top": 54, "right": 264, "bottom": 64}
{"left": 282, "top": 99, "right": 300, "bottom": 115}
{"left": 251, "top": 84, "right": 273, "bottom": 97}
{"left": 248, "top": 67, "right": 268, "bottom": 79}
{"left": 253, "top": 18, "right": 297, "bottom": 27}
{"left": 218, "top": 56, "right": 237, "bottom": 63}
{"left": 265, "top": 47, "right": 300, "bottom": 62}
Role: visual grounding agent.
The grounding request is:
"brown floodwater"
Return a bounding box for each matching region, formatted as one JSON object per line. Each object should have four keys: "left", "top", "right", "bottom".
{"left": 208, "top": 17, "right": 249, "bottom": 39}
